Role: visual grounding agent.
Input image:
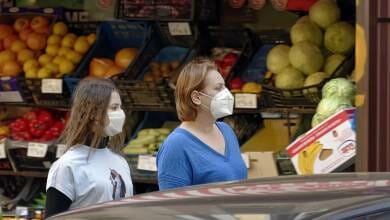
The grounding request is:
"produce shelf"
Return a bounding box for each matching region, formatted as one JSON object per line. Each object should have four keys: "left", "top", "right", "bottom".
{"left": 0, "top": 170, "right": 47, "bottom": 178}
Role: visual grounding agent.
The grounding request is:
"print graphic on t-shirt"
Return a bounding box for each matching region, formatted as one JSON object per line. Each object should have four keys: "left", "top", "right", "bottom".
{"left": 109, "top": 169, "right": 126, "bottom": 199}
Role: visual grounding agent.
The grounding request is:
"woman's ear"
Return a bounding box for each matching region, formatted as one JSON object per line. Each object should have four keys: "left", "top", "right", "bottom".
{"left": 191, "top": 91, "right": 202, "bottom": 105}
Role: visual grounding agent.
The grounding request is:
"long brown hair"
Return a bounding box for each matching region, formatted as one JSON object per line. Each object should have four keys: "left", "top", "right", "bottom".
{"left": 60, "top": 79, "right": 124, "bottom": 152}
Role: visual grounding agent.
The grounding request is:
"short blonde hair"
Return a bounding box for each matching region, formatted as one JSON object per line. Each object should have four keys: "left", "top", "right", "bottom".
{"left": 175, "top": 57, "right": 218, "bottom": 121}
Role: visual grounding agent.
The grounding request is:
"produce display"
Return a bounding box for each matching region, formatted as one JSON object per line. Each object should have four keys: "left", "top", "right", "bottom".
{"left": 266, "top": 0, "right": 354, "bottom": 90}
{"left": 211, "top": 48, "right": 240, "bottom": 80}
{"left": 8, "top": 109, "right": 66, "bottom": 141}
{"left": 0, "top": 16, "right": 96, "bottom": 78}
{"left": 143, "top": 60, "right": 181, "bottom": 82}
{"left": 312, "top": 77, "right": 356, "bottom": 127}
{"left": 88, "top": 47, "right": 138, "bottom": 79}
{"left": 122, "top": 128, "right": 172, "bottom": 155}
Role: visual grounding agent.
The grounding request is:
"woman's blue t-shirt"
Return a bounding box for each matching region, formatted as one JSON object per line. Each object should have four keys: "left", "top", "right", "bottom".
{"left": 157, "top": 122, "right": 248, "bottom": 190}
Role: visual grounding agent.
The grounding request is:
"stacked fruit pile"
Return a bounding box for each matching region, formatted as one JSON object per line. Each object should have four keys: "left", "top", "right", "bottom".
{"left": 211, "top": 48, "right": 240, "bottom": 80}
{"left": 8, "top": 109, "right": 66, "bottom": 142}
{"left": 143, "top": 60, "right": 181, "bottom": 82}
{"left": 266, "top": 0, "right": 354, "bottom": 91}
{"left": 88, "top": 48, "right": 138, "bottom": 79}
{"left": 0, "top": 15, "right": 96, "bottom": 79}
{"left": 122, "top": 128, "right": 172, "bottom": 154}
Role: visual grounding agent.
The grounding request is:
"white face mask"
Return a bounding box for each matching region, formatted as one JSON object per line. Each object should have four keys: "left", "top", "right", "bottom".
{"left": 104, "top": 109, "right": 126, "bottom": 136}
{"left": 199, "top": 88, "right": 234, "bottom": 119}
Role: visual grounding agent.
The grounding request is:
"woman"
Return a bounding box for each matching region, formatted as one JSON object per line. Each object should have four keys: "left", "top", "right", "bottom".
{"left": 45, "top": 79, "right": 133, "bottom": 217}
{"left": 157, "top": 58, "right": 247, "bottom": 190}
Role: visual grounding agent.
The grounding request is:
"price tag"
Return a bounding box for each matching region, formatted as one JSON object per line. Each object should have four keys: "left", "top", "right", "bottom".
{"left": 41, "top": 79, "right": 62, "bottom": 94}
{"left": 15, "top": 206, "right": 28, "bottom": 217}
{"left": 56, "top": 144, "right": 67, "bottom": 158}
{"left": 235, "top": 93, "right": 257, "bottom": 109}
{"left": 27, "top": 142, "right": 48, "bottom": 158}
{"left": 0, "top": 91, "right": 23, "bottom": 102}
{"left": 0, "top": 139, "right": 6, "bottom": 159}
{"left": 241, "top": 153, "right": 250, "bottom": 169}
{"left": 137, "top": 155, "right": 157, "bottom": 172}
{"left": 168, "top": 22, "right": 192, "bottom": 36}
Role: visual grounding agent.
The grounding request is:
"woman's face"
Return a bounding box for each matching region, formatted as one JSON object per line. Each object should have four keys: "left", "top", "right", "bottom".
{"left": 199, "top": 70, "right": 226, "bottom": 107}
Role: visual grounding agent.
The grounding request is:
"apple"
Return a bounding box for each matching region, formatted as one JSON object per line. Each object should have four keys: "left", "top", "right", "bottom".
{"left": 30, "top": 16, "right": 49, "bottom": 33}
{"left": 229, "top": 77, "right": 245, "bottom": 90}
{"left": 13, "top": 18, "right": 30, "bottom": 32}
{"left": 19, "top": 28, "right": 33, "bottom": 42}
{"left": 27, "top": 32, "right": 47, "bottom": 51}
{"left": 0, "top": 24, "right": 14, "bottom": 40}
{"left": 3, "top": 35, "right": 18, "bottom": 50}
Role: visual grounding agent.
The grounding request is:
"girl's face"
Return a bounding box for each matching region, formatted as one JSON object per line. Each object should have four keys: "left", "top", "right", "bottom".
{"left": 107, "top": 91, "right": 122, "bottom": 113}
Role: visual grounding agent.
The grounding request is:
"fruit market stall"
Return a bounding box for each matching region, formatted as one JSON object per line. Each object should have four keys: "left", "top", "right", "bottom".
{"left": 0, "top": 0, "right": 362, "bottom": 218}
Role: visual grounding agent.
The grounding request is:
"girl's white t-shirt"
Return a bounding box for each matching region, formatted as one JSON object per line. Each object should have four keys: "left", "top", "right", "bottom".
{"left": 46, "top": 145, "right": 133, "bottom": 210}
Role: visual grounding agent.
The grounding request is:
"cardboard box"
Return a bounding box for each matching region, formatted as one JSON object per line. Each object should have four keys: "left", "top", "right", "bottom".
{"left": 242, "top": 152, "right": 279, "bottom": 179}
{"left": 286, "top": 108, "right": 356, "bottom": 175}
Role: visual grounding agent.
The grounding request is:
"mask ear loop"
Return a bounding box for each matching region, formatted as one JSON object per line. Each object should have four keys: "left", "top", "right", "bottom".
{"left": 194, "top": 91, "right": 212, "bottom": 110}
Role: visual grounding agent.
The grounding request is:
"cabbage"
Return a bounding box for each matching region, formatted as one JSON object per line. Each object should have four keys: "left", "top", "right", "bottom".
{"left": 324, "top": 22, "right": 355, "bottom": 54}
{"left": 289, "top": 41, "right": 324, "bottom": 75}
{"left": 322, "top": 78, "right": 356, "bottom": 100}
{"left": 275, "top": 66, "right": 305, "bottom": 89}
{"left": 266, "top": 45, "right": 290, "bottom": 74}
{"left": 324, "top": 54, "right": 346, "bottom": 76}
{"left": 316, "top": 97, "right": 352, "bottom": 118}
{"left": 309, "top": 0, "right": 341, "bottom": 29}
{"left": 291, "top": 18, "right": 323, "bottom": 46}
{"left": 312, "top": 113, "right": 328, "bottom": 127}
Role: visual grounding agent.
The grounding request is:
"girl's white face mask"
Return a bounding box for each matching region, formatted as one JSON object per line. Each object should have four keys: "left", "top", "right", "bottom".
{"left": 198, "top": 88, "right": 234, "bottom": 119}
{"left": 104, "top": 109, "right": 126, "bottom": 136}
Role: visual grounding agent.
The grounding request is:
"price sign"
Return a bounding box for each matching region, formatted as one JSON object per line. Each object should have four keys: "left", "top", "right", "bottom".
{"left": 241, "top": 153, "right": 250, "bottom": 169}
{"left": 137, "top": 155, "right": 157, "bottom": 172}
{"left": 235, "top": 93, "right": 257, "bottom": 109}
{"left": 41, "top": 79, "right": 62, "bottom": 94}
{"left": 56, "top": 144, "right": 67, "bottom": 158}
{"left": 15, "top": 206, "right": 28, "bottom": 217}
{"left": 27, "top": 142, "right": 48, "bottom": 158}
{"left": 0, "top": 139, "right": 6, "bottom": 159}
{"left": 168, "top": 22, "right": 192, "bottom": 36}
{"left": 0, "top": 91, "right": 23, "bottom": 102}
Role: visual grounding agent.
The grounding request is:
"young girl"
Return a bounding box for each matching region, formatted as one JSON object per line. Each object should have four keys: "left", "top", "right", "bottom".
{"left": 45, "top": 79, "right": 133, "bottom": 217}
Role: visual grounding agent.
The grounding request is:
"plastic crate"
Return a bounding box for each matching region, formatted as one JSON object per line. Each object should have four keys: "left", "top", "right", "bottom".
{"left": 0, "top": 77, "right": 33, "bottom": 103}
{"left": 116, "top": 23, "right": 199, "bottom": 110}
{"left": 117, "top": 0, "right": 218, "bottom": 22}
{"left": 69, "top": 20, "right": 151, "bottom": 79}
{"left": 23, "top": 78, "right": 71, "bottom": 107}
{"left": 6, "top": 140, "right": 56, "bottom": 172}
{"left": 262, "top": 51, "right": 355, "bottom": 108}
{"left": 0, "top": 139, "right": 13, "bottom": 171}
{"left": 116, "top": 80, "right": 175, "bottom": 110}
{"left": 124, "top": 112, "right": 178, "bottom": 180}
{"left": 169, "top": 26, "right": 259, "bottom": 87}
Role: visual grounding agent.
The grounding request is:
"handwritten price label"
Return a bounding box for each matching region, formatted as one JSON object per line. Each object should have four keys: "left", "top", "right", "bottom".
{"left": 56, "top": 144, "right": 67, "bottom": 158}
{"left": 137, "top": 155, "right": 157, "bottom": 172}
{"left": 0, "top": 139, "right": 6, "bottom": 159}
{"left": 0, "top": 91, "right": 23, "bottom": 102}
{"left": 168, "top": 22, "right": 192, "bottom": 36}
{"left": 27, "top": 142, "right": 48, "bottom": 158}
{"left": 235, "top": 93, "right": 257, "bottom": 109}
{"left": 41, "top": 79, "right": 63, "bottom": 94}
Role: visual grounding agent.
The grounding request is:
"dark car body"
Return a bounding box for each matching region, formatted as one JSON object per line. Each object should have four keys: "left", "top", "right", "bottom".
{"left": 49, "top": 173, "right": 390, "bottom": 220}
